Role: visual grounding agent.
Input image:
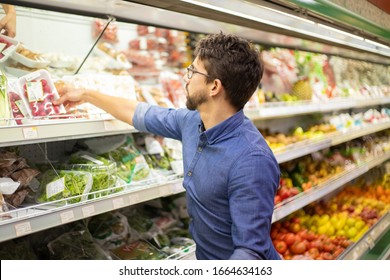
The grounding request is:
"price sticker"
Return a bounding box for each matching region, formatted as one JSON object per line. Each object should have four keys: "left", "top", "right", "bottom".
{"left": 15, "top": 222, "right": 32, "bottom": 236}
{"left": 366, "top": 236, "right": 375, "bottom": 250}
{"left": 128, "top": 193, "right": 140, "bottom": 205}
{"left": 22, "top": 127, "right": 38, "bottom": 139}
{"left": 82, "top": 205, "right": 95, "bottom": 218}
{"left": 60, "top": 210, "right": 75, "bottom": 224}
{"left": 112, "top": 197, "right": 125, "bottom": 209}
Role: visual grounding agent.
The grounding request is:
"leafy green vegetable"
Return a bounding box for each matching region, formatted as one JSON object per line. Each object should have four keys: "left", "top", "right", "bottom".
{"left": 37, "top": 170, "right": 92, "bottom": 204}
{"left": 0, "top": 70, "right": 11, "bottom": 126}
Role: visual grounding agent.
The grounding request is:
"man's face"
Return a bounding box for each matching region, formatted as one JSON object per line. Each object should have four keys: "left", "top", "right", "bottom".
{"left": 184, "top": 58, "right": 210, "bottom": 111}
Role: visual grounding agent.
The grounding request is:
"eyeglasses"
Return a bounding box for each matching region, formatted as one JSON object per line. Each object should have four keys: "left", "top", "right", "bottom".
{"left": 186, "top": 66, "right": 210, "bottom": 79}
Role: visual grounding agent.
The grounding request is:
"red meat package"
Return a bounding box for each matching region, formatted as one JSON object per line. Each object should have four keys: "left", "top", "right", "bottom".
{"left": 17, "top": 70, "right": 66, "bottom": 118}
{"left": 7, "top": 91, "right": 30, "bottom": 125}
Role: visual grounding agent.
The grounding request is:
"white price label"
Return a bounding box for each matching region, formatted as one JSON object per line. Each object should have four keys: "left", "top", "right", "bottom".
{"left": 26, "top": 81, "right": 44, "bottom": 102}
{"left": 128, "top": 194, "right": 140, "bottom": 205}
{"left": 82, "top": 205, "right": 95, "bottom": 218}
{"left": 60, "top": 210, "right": 75, "bottom": 224}
{"left": 112, "top": 197, "right": 125, "bottom": 209}
{"left": 15, "top": 222, "right": 32, "bottom": 236}
{"left": 22, "top": 127, "right": 38, "bottom": 139}
{"left": 46, "top": 177, "right": 65, "bottom": 199}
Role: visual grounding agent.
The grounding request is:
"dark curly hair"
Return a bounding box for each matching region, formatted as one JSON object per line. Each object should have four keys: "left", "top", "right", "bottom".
{"left": 194, "top": 32, "right": 263, "bottom": 110}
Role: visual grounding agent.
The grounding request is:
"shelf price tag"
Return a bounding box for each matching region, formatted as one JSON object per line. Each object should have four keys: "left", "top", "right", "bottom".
{"left": 128, "top": 193, "right": 140, "bottom": 205}
{"left": 82, "top": 205, "right": 95, "bottom": 218}
{"left": 365, "top": 236, "right": 375, "bottom": 250}
{"left": 15, "top": 222, "right": 32, "bottom": 237}
{"left": 22, "top": 127, "right": 38, "bottom": 139}
{"left": 60, "top": 210, "right": 75, "bottom": 224}
{"left": 112, "top": 197, "right": 125, "bottom": 209}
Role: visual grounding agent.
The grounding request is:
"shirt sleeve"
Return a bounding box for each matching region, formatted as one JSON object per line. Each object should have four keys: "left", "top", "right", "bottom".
{"left": 132, "top": 102, "right": 189, "bottom": 141}
{"left": 228, "top": 149, "right": 281, "bottom": 260}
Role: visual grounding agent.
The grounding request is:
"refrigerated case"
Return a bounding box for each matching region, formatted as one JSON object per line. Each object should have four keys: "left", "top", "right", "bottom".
{"left": 0, "top": 0, "right": 390, "bottom": 260}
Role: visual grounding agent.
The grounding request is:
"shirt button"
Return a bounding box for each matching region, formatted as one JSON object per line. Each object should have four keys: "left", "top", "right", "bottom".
{"left": 187, "top": 171, "right": 192, "bottom": 177}
{"left": 198, "top": 147, "right": 203, "bottom": 152}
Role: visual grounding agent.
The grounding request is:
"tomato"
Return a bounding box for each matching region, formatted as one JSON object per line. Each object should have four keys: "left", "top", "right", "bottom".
{"left": 275, "top": 240, "right": 288, "bottom": 254}
{"left": 308, "top": 247, "right": 320, "bottom": 259}
{"left": 290, "top": 241, "right": 307, "bottom": 255}
{"left": 321, "top": 252, "right": 333, "bottom": 260}
{"left": 309, "top": 240, "right": 323, "bottom": 250}
{"left": 288, "top": 222, "right": 301, "bottom": 233}
{"left": 283, "top": 233, "right": 296, "bottom": 246}
{"left": 322, "top": 241, "right": 336, "bottom": 253}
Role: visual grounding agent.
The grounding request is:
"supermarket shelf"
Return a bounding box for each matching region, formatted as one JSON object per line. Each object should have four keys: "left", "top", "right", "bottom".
{"left": 275, "top": 138, "right": 331, "bottom": 163}
{"left": 0, "top": 177, "right": 185, "bottom": 243}
{"left": 274, "top": 121, "right": 390, "bottom": 163}
{"left": 245, "top": 97, "right": 390, "bottom": 120}
{"left": 331, "top": 121, "right": 390, "bottom": 146}
{"left": 0, "top": 118, "right": 136, "bottom": 147}
{"left": 272, "top": 151, "right": 390, "bottom": 222}
{"left": 339, "top": 211, "right": 390, "bottom": 260}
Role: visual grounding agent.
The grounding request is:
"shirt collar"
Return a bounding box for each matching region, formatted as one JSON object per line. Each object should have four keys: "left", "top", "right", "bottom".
{"left": 199, "top": 109, "right": 245, "bottom": 144}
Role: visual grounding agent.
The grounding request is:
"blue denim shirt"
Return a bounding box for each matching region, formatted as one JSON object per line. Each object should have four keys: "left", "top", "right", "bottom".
{"left": 133, "top": 102, "right": 281, "bottom": 260}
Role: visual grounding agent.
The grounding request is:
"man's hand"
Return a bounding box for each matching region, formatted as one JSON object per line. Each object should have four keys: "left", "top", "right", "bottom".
{"left": 1, "top": 5, "right": 16, "bottom": 38}
{"left": 53, "top": 88, "right": 86, "bottom": 111}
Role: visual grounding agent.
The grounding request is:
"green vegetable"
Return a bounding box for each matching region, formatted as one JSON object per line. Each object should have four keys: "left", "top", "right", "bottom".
{"left": 65, "top": 152, "right": 118, "bottom": 198}
{"left": 37, "top": 170, "right": 92, "bottom": 204}
{"left": 0, "top": 70, "right": 11, "bottom": 126}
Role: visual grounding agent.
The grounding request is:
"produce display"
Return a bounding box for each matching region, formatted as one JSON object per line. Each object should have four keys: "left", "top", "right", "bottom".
{"left": 100, "top": 137, "right": 151, "bottom": 184}
{"left": 1, "top": 12, "right": 390, "bottom": 262}
{"left": 274, "top": 131, "right": 390, "bottom": 205}
{"left": 272, "top": 171, "right": 390, "bottom": 260}
{"left": 36, "top": 170, "right": 93, "bottom": 204}
{"left": 64, "top": 152, "right": 118, "bottom": 198}
{"left": 259, "top": 47, "right": 390, "bottom": 104}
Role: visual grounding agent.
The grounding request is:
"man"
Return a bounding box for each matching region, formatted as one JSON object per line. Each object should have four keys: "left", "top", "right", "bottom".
{"left": 54, "top": 32, "right": 281, "bottom": 260}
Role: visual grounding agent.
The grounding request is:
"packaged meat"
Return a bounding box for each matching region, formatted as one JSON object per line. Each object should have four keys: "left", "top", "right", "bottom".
{"left": 0, "top": 34, "right": 19, "bottom": 63}
{"left": 17, "top": 69, "right": 66, "bottom": 118}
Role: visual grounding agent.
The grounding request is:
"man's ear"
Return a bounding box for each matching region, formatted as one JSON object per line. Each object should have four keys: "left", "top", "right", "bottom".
{"left": 209, "top": 79, "right": 223, "bottom": 97}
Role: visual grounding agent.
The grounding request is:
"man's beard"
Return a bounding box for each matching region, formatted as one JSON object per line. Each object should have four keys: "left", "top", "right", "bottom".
{"left": 185, "top": 85, "right": 208, "bottom": 110}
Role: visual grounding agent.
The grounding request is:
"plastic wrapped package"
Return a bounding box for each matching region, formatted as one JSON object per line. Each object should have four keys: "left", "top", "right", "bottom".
{"left": 7, "top": 90, "right": 31, "bottom": 125}
{"left": 36, "top": 169, "right": 93, "bottom": 204}
{"left": 100, "top": 137, "right": 151, "bottom": 185}
{"left": 63, "top": 152, "right": 118, "bottom": 198}
{"left": 61, "top": 74, "right": 137, "bottom": 118}
{"left": 0, "top": 150, "right": 40, "bottom": 207}
{"left": 110, "top": 240, "right": 167, "bottom": 260}
{"left": 0, "top": 34, "right": 19, "bottom": 63}
{"left": 0, "top": 239, "right": 37, "bottom": 259}
{"left": 93, "top": 19, "right": 118, "bottom": 43}
{"left": 87, "top": 211, "right": 135, "bottom": 250}
{"left": 0, "top": 69, "right": 12, "bottom": 126}
{"left": 17, "top": 69, "right": 67, "bottom": 119}
{"left": 47, "top": 229, "right": 112, "bottom": 260}
{"left": 159, "top": 71, "right": 187, "bottom": 108}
